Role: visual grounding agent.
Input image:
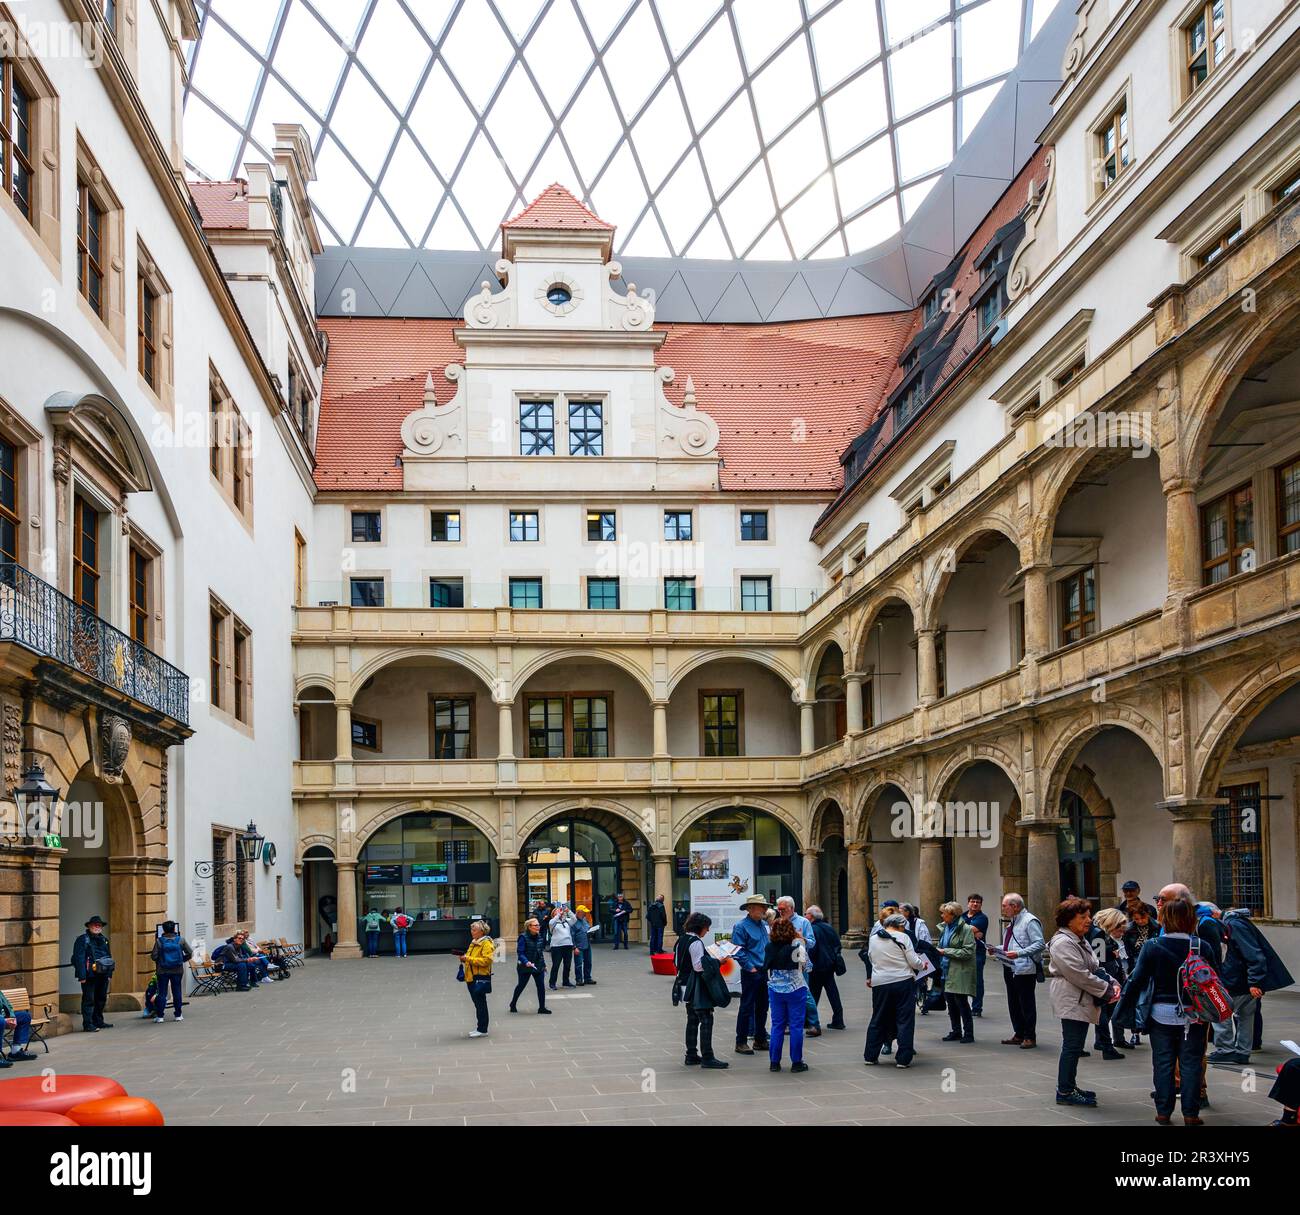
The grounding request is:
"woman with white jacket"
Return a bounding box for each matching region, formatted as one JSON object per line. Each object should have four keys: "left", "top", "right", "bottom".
{"left": 547, "top": 905, "right": 577, "bottom": 989}
{"left": 863, "top": 913, "right": 926, "bottom": 1068}
{"left": 1048, "top": 896, "right": 1119, "bottom": 1108}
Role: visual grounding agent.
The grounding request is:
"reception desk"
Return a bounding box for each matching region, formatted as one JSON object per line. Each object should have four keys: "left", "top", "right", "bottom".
{"left": 355, "top": 918, "right": 491, "bottom": 954}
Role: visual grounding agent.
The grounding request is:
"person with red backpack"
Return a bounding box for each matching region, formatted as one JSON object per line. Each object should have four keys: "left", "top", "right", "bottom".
{"left": 390, "top": 907, "right": 413, "bottom": 958}
{"left": 1114, "top": 895, "right": 1229, "bottom": 1124}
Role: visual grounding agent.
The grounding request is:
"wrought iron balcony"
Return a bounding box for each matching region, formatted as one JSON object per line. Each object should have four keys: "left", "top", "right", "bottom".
{"left": 0, "top": 562, "right": 189, "bottom": 726}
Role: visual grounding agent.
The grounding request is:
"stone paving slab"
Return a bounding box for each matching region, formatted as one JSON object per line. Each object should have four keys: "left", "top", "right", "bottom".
{"left": 30, "top": 947, "right": 1300, "bottom": 1126}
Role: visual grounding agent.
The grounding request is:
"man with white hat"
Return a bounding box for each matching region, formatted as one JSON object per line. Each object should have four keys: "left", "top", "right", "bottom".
{"left": 730, "top": 894, "right": 772, "bottom": 1055}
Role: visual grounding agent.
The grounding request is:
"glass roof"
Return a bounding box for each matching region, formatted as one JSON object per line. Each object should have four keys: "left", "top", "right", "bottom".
{"left": 184, "top": 0, "right": 1063, "bottom": 259}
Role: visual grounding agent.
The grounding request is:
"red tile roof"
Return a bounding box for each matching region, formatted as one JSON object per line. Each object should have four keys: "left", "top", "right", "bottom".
{"left": 501, "top": 184, "right": 615, "bottom": 235}
{"left": 188, "top": 179, "right": 250, "bottom": 230}
{"left": 315, "top": 313, "right": 913, "bottom": 492}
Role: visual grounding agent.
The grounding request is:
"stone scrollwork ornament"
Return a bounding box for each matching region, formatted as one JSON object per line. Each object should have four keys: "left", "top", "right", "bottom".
{"left": 99, "top": 712, "right": 132, "bottom": 784}
{"left": 399, "top": 365, "right": 465, "bottom": 457}
{"left": 657, "top": 367, "right": 721, "bottom": 459}
{"left": 603, "top": 261, "right": 656, "bottom": 331}
{"left": 464, "top": 259, "right": 516, "bottom": 328}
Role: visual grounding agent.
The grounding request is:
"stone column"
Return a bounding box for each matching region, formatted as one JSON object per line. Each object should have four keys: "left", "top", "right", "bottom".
{"left": 845, "top": 674, "right": 864, "bottom": 734}
{"left": 1021, "top": 564, "right": 1050, "bottom": 698}
{"left": 497, "top": 701, "right": 515, "bottom": 759}
{"left": 846, "top": 842, "right": 870, "bottom": 944}
{"left": 800, "top": 701, "right": 815, "bottom": 754}
{"left": 1165, "top": 481, "right": 1202, "bottom": 599}
{"left": 652, "top": 701, "right": 669, "bottom": 756}
{"left": 1023, "top": 821, "right": 1060, "bottom": 926}
{"left": 498, "top": 858, "right": 519, "bottom": 939}
{"left": 653, "top": 852, "right": 676, "bottom": 949}
{"left": 334, "top": 701, "right": 353, "bottom": 761}
{"left": 917, "top": 629, "right": 939, "bottom": 704}
{"left": 800, "top": 847, "right": 820, "bottom": 909}
{"left": 332, "top": 860, "right": 362, "bottom": 958}
{"left": 918, "top": 838, "right": 946, "bottom": 922}
{"left": 1162, "top": 799, "right": 1218, "bottom": 904}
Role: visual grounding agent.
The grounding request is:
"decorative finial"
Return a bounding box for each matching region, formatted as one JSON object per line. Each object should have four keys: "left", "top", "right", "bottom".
{"left": 683, "top": 376, "right": 697, "bottom": 408}
{"left": 423, "top": 372, "right": 437, "bottom": 407}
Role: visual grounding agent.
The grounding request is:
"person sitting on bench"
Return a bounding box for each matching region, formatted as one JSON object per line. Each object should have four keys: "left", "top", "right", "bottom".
{"left": 0, "top": 990, "right": 34, "bottom": 1064}
{"left": 211, "top": 938, "right": 257, "bottom": 990}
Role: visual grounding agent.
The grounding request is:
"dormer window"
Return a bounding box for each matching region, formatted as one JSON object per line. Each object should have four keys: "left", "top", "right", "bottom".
{"left": 923, "top": 291, "right": 940, "bottom": 323}
{"left": 902, "top": 349, "right": 919, "bottom": 373}
{"left": 979, "top": 244, "right": 1002, "bottom": 283}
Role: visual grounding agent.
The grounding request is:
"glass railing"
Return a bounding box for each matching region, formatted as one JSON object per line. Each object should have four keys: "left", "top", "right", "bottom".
{"left": 301, "top": 581, "right": 823, "bottom": 613}
{"left": 0, "top": 563, "right": 189, "bottom": 725}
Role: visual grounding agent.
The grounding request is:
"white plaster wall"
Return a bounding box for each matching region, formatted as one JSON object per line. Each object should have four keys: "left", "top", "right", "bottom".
{"left": 666, "top": 661, "right": 800, "bottom": 756}
{"left": 937, "top": 537, "right": 1021, "bottom": 693}
{"left": 869, "top": 607, "right": 919, "bottom": 723}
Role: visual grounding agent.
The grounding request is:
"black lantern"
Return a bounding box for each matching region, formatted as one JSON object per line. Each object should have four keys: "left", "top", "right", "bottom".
{"left": 237, "top": 821, "right": 265, "bottom": 865}
{"left": 631, "top": 838, "right": 646, "bottom": 863}
{"left": 14, "top": 763, "right": 61, "bottom": 840}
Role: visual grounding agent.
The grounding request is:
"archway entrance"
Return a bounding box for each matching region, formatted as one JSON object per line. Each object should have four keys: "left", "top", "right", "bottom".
{"left": 1057, "top": 789, "right": 1101, "bottom": 908}
{"left": 300, "top": 845, "right": 336, "bottom": 951}
{"left": 524, "top": 817, "right": 622, "bottom": 938}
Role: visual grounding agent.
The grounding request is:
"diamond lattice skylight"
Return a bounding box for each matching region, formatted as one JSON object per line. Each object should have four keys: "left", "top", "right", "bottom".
{"left": 184, "top": 0, "right": 1063, "bottom": 259}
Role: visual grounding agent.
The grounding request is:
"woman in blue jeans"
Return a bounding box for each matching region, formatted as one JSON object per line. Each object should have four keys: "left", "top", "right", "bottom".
{"left": 1114, "top": 895, "right": 1214, "bottom": 1124}
{"left": 764, "top": 916, "right": 810, "bottom": 1073}
{"left": 363, "top": 907, "right": 383, "bottom": 957}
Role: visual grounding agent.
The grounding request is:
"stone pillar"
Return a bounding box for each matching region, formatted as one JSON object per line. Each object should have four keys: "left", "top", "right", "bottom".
{"left": 918, "top": 838, "right": 946, "bottom": 922}
{"left": 1162, "top": 799, "right": 1218, "bottom": 904}
{"left": 653, "top": 851, "right": 676, "bottom": 950}
{"left": 334, "top": 701, "right": 353, "bottom": 761}
{"left": 845, "top": 674, "right": 864, "bottom": 734}
{"left": 498, "top": 858, "right": 518, "bottom": 939}
{"left": 1165, "top": 481, "right": 1202, "bottom": 599}
{"left": 800, "top": 701, "right": 815, "bottom": 754}
{"left": 1023, "top": 565, "right": 1050, "bottom": 657}
{"left": 652, "top": 701, "right": 668, "bottom": 756}
{"left": 1023, "top": 821, "right": 1060, "bottom": 926}
{"left": 917, "top": 629, "right": 939, "bottom": 704}
{"left": 497, "top": 701, "right": 515, "bottom": 759}
{"left": 0, "top": 844, "right": 69, "bottom": 1032}
{"left": 846, "top": 842, "right": 870, "bottom": 944}
{"left": 800, "top": 847, "right": 820, "bottom": 909}
{"left": 332, "top": 860, "right": 362, "bottom": 958}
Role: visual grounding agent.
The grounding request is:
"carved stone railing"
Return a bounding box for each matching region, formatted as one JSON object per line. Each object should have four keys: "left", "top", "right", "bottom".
{"left": 1187, "top": 556, "right": 1300, "bottom": 643}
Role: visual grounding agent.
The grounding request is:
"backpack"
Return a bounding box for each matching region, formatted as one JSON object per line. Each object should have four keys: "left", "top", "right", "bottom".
{"left": 159, "top": 936, "right": 184, "bottom": 968}
{"left": 1176, "top": 938, "right": 1233, "bottom": 1025}
{"left": 393, "top": 914, "right": 411, "bottom": 930}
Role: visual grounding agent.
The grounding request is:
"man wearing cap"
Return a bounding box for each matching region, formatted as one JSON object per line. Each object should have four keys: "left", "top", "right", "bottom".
{"left": 71, "top": 915, "right": 114, "bottom": 1032}
{"left": 612, "top": 892, "right": 632, "bottom": 949}
{"left": 150, "top": 921, "right": 193, "bottom": 1022}
{"left": 730, "top": 894, "right": 771, "bottom": 1054}
{"left": 1115, "top": 881, "right": 1158, "bottom": 923}
{"left": 572, "top": 904, "right": 597, "bottom": 985}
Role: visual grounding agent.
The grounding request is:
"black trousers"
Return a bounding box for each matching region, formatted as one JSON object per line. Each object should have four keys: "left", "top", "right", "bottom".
{"left": 1150, "top": 1021, "right": 1207, "bottom": 1117}
{"left": 1004, "top": 970, "right": 1038, "bottom": 1040}
{"left": 510, "top": 965, "right": 546, "bottom": 1010}
{"left": 865, "top": 978, "right": 915, "bottom": 1064}
{"left": 736, "top": 969, "right": 769, "bottom": 1043}
{"left": 1269, "top": 1056, "right": 1300, "bottom": 1110}
{"left": 808, "top": 971, "right": 845, "bottom": 1026}
{"left": 1057, "top": 1018, "right": 1089, "bottom": 1093}
{"left": 548, "top": 949, "right": 572, "bottom": 987}
{"left": 468, "top": 980, "right": 490, "bottom": 1033}
{"left": 1095, "top": 1003, "right": 1118, "bottom": 1049}
{"left": 80, "top": 975, "right": 110, "bottom": 1028}
{"left": 946, "top": 992, "right": 973, "bottom": 1039}
{"left": 685, "top": 1006, "right": 716, "bottom": 1060}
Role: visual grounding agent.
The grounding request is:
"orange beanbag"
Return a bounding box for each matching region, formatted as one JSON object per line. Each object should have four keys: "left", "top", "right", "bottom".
{"left": 0, "top": 1109, "right": 79, "bottom": 1126}
{"left": 0, "top": 1075, "right": 126, "bottom": 1114}
{"left": 66, "top": 1095, "right": 164, "bottom": 1127}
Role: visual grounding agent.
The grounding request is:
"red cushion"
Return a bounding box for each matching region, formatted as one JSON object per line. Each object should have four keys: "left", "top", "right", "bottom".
{"left": 650, "top": 953, "right": 677, "bottom": 976}
{"left": 66, "top": 1096, "right": 164, "bottom": 1127}
{"left": 0, "top": 1109, "right": 79, "bottom": 1126}
{"left": 0, "top": 1075, "right": 126, "bottom": 1114}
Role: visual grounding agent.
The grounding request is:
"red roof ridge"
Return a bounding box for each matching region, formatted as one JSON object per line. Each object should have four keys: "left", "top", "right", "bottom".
{"left": 501, "top": 184, "right": 614, "bottom": 233}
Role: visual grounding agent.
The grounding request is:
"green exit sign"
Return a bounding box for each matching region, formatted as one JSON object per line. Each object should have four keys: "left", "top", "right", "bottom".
{"left": 43, "top": 834, "right": 61, "bottom": 848}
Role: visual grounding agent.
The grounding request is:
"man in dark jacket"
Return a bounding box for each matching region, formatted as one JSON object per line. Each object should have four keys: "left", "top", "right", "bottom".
{"left": 71, "top": 915, "right": 114, "bottom": 1032}
{"left": 646, "top": 895, "right": 668, "bottom": 954}
{"left": 1208, "top": 907, "right": 1294, "bottom": 1064}
{"left": 150, "top": 921, "right": 194, "bottom": 1022}
{"left": 1116, "top": 880, "right": 1159, "bottom": 923}
{"left": 807, "top": 905, "right": 846, "bottom": 1030}
{"left": 963, "top": 894, "right": 989, "bottom": 1016}
{"left": 612, "top": 893, "right": 633, "bottom": 949}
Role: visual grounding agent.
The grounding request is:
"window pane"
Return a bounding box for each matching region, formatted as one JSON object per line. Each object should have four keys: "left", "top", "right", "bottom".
{"left": 569, "top": 401, "right": 603, "bottom": 455}
{"left": 431, "top": 510, "right": 461, "bottom": 541}
{"left": 510, "top": 577, "right": 543, "bottom": 608}
{"left": 740, "top": 510, "right": 768, "bottom": 540}
{"left": 350, "top": 578, "right": 384, "bottom": 607}
{"left": 587, "top": 577, "right": 619, "bottom": 609}
{"left": 665, "top": 577, "right": 696, "bottom": 610}
{"left": 430, "top": 577, "right": 465, "bottom": 608}
{"left": 586, "top": 510, "right": 616, "bottom": 541}
{"left": 520, "top": 400, "right": 555, "bottom": 455}
{"left": 509, "top": 511, "right": 539, "bottom": 541}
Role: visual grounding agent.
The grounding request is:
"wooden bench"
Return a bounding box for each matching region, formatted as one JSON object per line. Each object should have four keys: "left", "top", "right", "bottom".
{"left": 277, "top": 938, "right": 306, "bottom": 967}
{"left": 1, "top": 987, "right": 52, "bottom": 1055}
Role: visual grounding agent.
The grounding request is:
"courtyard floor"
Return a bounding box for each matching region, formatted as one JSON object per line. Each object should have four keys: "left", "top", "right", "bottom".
{"left": 35, "top": 948, "right": 1300, "bottom": 1126}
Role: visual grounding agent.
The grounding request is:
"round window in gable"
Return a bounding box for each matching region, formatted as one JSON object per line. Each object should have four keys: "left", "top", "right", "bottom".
{"left": 546, "top": 283, "right": 572, "bottom": 307}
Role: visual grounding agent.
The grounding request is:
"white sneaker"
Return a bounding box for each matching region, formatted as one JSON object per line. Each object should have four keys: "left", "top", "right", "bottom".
{"left": 153, "top": 1017, "right": 164, "bottom": 1024}
{"left": 468, "top": 1030, "right": 488, "bottom": 1038}
{"left": 174, "top": 1015, "right": 184, "bottom": 1022}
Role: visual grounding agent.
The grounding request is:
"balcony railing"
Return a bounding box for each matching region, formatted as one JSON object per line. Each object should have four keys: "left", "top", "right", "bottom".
{"left": 0, "top": 563, "right": 189, "bottom": 726}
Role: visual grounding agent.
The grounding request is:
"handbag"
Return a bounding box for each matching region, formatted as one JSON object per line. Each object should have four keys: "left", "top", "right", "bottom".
{"left": 455, "top": 963, "right": 465, "bottom": 982}
{"left": 833, "top": 950, "right": 847, "bottom": 977}
{"left": 469, "top": 975, "right": 492, "bottom": 995}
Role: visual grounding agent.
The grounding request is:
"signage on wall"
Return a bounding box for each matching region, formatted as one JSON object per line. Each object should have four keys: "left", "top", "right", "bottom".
{"left": 411, "top": 864, "right": 449, "bottom": 884}
{"left": 688, "top": 840, "right": 752, "bottom": 993}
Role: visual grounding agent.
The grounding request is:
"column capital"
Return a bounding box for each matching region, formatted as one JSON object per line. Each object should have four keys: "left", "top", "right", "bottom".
{"left": 1016, "top": 817, "right": 1061, "bottom": 834}
{"left": 335, "top": 859, "right": 357, "bottom": 871}
{"left": 846, "top": 840, "right": 869, "bottom": 855}
{"left": 843, "top": 670, "right": 866, "bottom": 683}
{"left": 799, "top": 846, "right": 821, "bottom": 858}
{"left": 1157, "top": 798, "right": 1223, "bottom": 822}
{"left": 497, "top": 855, "right": 520, "bottom": 867}
{"left": 652, "top": 850, "right": 675, "bottom": 862}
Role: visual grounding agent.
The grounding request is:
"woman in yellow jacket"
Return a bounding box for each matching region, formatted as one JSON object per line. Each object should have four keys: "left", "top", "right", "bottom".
{"left": 461, "top": 919, "right": 495, "bottom": 1038}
